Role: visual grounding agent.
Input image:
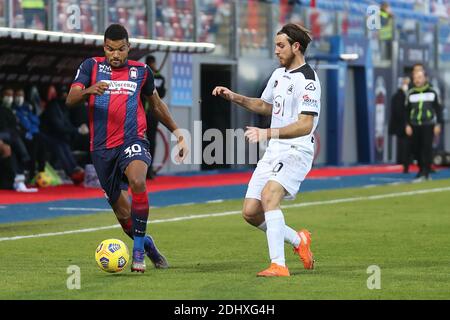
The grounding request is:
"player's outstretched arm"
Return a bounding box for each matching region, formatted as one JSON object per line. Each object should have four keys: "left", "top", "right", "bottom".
{"left": 245, "top": 114, "right": 315, "bottom": 143}
{"left": 212, "top": 86, "right": 272, "bottom": 116}
{"left": 66, "top": 82, "right": 109, "bottom": 107}
{"left": 145, "top": 90, "right": 189, "bottom": 163}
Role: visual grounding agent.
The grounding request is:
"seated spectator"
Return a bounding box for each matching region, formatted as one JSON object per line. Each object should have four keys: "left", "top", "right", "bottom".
{"left": 0, "top": 137, "right": 14, "bottom": 190}
{"left": 0, "top": 87, "right": 37, "bottom": 192}
{"left": 39, "top": 85, "right": 87, "bottom": 185}
{"left": 68, "top": 100, "right": 90, "bottom": 168}
{"left": 13, "top": 88, "right": 48, "bottom": 181}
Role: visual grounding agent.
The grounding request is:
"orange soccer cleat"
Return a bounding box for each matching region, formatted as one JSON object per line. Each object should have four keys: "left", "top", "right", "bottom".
{"left": 293, "top": 229, "right": 315, "bottom": 270}
{"left": 257, "top": 263, "right": 290, "bottom": 277}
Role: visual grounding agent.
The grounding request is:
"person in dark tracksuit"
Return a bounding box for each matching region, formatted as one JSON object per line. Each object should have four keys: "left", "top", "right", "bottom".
{"left": 389, "top": 77, "right": 411, "bottom": 173}
{"left": 405, "top": 70, "right": 443, "bottom": 180}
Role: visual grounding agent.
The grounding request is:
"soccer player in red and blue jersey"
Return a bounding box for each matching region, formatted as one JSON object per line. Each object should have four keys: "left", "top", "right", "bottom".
{"left": 66, "top": 24, "right": 188, "bottom": 273}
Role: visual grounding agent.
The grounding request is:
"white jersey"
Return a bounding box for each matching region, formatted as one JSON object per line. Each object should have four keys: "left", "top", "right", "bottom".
{"left": 261, "top": 63, "right": 321, "bottom": 156}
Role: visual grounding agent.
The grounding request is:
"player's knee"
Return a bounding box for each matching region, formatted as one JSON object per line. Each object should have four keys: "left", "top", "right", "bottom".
{"left": 242, "top": 207, "right": 254, "bottom": 223}
{"left": 242, "top": 205, "right": 261, "bottom": 227}
{"left": 128, "top": 177, "right": 146, "bottom": 193}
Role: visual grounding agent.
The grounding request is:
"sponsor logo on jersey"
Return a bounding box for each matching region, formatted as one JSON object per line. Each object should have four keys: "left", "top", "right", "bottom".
{"left": 305, "top": 82, "right": 316, "bottom": 91}
{"left": 302, "top": 94, "right": 319, "bottom": 109}
{"left": 101, "top": 80, "right": 137, "bottom": 95}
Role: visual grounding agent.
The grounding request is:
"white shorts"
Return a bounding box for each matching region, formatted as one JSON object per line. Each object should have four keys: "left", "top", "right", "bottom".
{"left": 245, "top": 146, "right": 313, "bottom": 200}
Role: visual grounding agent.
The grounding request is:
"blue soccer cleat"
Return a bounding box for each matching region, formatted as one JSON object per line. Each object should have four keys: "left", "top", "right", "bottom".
{"left": 131, "top": 249, "right": 146, "bottom": 273}
{"left": 145, "top": 235, "right": 169, "bottom": 269}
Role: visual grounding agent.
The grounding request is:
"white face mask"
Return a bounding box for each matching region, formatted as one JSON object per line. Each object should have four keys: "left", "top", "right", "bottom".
{"left": 2, "top": 96, "right": 13, "bottom": 108}
{"left": 14, "top": 96, "right": 24, "bottom": 106}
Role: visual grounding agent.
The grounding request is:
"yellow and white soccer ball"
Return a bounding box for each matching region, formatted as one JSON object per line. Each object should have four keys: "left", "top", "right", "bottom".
{"left": 95, "top": 239, "right": 130, "bottom": 273}
{"left": 35, "top": 171, "right": 51, "bottom": 188}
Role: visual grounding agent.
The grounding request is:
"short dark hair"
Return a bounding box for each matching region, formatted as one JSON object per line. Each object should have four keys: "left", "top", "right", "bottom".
{"left": 277, "top": 23, "right": 312, "bottom": 55}
{"left": 104, "top": 24, "right": 129, "bottom": 42}
{"left": 146, "top": 55, "right": 156, "bottom": 65}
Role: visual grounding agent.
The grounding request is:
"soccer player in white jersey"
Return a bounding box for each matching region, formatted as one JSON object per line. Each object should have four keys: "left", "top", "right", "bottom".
{"left": 212, "top": 23, "right": 320, "bottom": 277}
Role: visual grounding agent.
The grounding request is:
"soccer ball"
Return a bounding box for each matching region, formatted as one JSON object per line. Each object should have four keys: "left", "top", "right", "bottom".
{"left": 95, "top": 239, "right": 130, "bottom": 273}
{"left": 35, "top": 172, "right": 51, "bottom": 188}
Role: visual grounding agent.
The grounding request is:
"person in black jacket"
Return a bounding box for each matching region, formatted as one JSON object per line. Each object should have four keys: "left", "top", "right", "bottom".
{"left": 389, "top": 77, "right": 411, "bottom": 173}
{"left": 0, "top": 134, "right": 14, "bottom": 189}
{"left": 405, "top": 70, "right": 443, "bottom": 180}
{"left": 40, "top": 85, "right": 88, "bottom": 184}
{"left": 13, "top": 88, "right": 48, "bottom": 180}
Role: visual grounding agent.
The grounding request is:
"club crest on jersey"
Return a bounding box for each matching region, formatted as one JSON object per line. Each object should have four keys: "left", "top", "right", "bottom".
{"left": 274, "top": 80, "right": 278, "bottom": 88}
{"left": 287, "top": 84, "right": 294, "bottom": 95}
{"left": 129, "top": 67, "right": 138, "bottom": 80}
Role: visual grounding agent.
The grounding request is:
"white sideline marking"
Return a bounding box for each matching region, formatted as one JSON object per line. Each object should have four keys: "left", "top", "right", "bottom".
{"left": 1, "top": 186, "right": 449, "bottom": 242}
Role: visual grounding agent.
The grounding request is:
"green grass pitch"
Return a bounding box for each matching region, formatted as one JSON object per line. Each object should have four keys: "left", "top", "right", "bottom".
{"left": 1, "top": 179, "right": 450, "bottom": 300}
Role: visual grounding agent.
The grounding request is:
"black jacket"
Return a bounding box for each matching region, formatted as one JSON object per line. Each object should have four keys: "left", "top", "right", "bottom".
{"left": 40, "top": 99, "right": 78, "bottom": 143}
{"left": 389, "top": 89, "right": 407, "bottom": 137}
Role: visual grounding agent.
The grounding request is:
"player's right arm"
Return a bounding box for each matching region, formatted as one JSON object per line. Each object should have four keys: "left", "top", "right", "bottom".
{"left": 212, "top": 86, "right": 272, "bottom": 116}
{"left": 66, "top": 82, "right": 109, "bottom": 107}
{"left": 66, "top": 58, "right": 109, "bottom": 107}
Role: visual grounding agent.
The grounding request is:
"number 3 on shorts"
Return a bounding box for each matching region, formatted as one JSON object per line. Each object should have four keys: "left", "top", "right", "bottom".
{"left": 124, "top": 144, "right": 142, "bottom": 157}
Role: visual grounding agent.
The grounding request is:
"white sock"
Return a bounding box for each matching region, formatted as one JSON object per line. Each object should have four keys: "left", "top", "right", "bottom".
{"left": 264, "top": 209, "right": 286, "bottom": 267}
{"left": 285, "top": 227, "right": 301, "bottom": 248}
{"left": 257, "top": 221, "right": 300, "bottom": 248}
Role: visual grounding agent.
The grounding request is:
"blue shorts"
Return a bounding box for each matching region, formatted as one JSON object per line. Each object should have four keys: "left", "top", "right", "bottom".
{"left": 91, "top": 139, "right": 152, "bottom": 205}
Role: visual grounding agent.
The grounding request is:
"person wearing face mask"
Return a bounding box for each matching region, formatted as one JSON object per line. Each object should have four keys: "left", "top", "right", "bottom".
{"left": 13, "top": 88, "right": 48, "bottom": 182}
{"left": 389, "top": 77, "right": 412, "bottom": 173}
{"left": 0, "top": 87, "right": 37, "bottom": 192}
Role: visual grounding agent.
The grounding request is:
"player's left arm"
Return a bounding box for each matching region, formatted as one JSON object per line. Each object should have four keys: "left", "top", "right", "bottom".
{"left": 144, "top": 90, "right": 189, "bottom": 163}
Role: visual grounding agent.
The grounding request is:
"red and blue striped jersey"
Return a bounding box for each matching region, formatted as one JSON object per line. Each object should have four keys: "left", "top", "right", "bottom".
{"left": 71, "top": 57, "right": 155, "bottom": 151}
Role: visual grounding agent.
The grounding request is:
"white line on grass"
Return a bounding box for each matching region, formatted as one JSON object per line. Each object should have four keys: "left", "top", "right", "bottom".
{"left": 1, "top": 186, "right": 449, "bottom": 242}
